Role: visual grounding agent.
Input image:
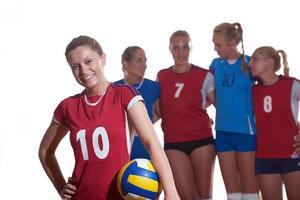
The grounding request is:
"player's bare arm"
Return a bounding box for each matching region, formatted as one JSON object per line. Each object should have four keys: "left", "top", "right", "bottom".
{"left": 127, "top": 101, "right": 180, "bottom": 200}
{"left": 38, "top": 121, "right": 76, "bottom": 199}
{"left": 206, "top": 89, "right": 215, "bottom": 107}
{"left": 152, "top": 100, "right": 161, "bottom": 123}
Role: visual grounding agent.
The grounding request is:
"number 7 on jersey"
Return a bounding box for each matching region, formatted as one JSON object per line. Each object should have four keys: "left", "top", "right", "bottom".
{"left": 175, "top": 83, "right": 184, "bottom": 98}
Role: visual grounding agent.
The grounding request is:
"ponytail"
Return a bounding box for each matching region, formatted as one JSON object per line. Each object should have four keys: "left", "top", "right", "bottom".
{"left": 233, "top": 23, "right": 248, "bottom": 73}
{"left": 254, "top": 46, "right": 289, "bottom": 76}
{"left": 277, "top": 50, "right": 289, "bottom": 76}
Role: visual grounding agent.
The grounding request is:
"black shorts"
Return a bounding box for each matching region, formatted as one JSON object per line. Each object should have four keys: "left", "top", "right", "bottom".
{"left": 164, "top": 136, "right": 215, "bottom": 155}
{"left": 256, "top": 158, "right": 300, "bottom": 174}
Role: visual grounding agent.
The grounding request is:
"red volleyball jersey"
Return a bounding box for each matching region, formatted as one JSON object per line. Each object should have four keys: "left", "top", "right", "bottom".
{"left": 157, "top": 65, "right": 213, "bottom": 143}
{"left": 54, "top": 83, "right": 142, "bottom": 200}
{"left": 253, "top": 76, "right": 299, "bottom": 158}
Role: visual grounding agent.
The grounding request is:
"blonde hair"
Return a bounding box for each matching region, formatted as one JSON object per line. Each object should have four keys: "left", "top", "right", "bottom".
{"left": 254, "top": 46, "right": 289, "bottom": 76}
{"left": 214, "top": 22, "right": 248, "bottom": 72}
{"left": 169, "top": 30, "right": 192, "bottom": 49}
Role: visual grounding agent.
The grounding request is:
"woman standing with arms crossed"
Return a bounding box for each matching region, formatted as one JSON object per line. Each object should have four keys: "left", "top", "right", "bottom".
{"left": 250, "top": 46, "right": 300, "bottom": 200}
{"left": 115, "top": 46, "right": 160, "bottom": 160}
{"left": 210, "top": 22, "right": 259, "bottom": 200}
{"left": 156, "top": 30, "right": 215, "bottom": 200}
{"left": 38, "top": 35, "right": 179, "bottom": 200}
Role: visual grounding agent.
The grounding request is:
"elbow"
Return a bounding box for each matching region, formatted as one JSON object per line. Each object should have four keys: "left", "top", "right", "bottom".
{"left": 38, "top": 144, "right": 47, "bottom": 164}
{"left": 38, "top": 144, "right": 54, "bottom": 165}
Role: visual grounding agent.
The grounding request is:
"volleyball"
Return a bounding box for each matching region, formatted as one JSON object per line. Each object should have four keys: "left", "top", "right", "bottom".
{"left": 117, "top": 158, "right": 162, "bottom": 200}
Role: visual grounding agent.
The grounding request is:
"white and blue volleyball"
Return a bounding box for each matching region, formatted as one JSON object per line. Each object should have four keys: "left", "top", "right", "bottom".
{"left": 117, "top": 158, "right": 162, "bottom": 200}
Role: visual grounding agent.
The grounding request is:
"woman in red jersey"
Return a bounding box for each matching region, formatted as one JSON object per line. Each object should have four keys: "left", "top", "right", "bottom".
{"left": 155, "top": 30, "right": 215, "bottom": 200}
{"left": 38, "top": 35, "right": 180, "bottom": 200}
{"left": 250, "top": 46, "right": 300, "bottom": 200}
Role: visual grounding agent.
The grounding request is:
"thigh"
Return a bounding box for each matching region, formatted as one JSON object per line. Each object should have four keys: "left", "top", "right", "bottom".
{"left": 283, "top": 170, "right": 300, "bottom": 200}
{"left": 236, "top": 134, "right": 256, "bottom": 152}
{"left": 217, "top": 151, "right": 241, "bottom": 193}
{"left": 237, "top": 152, "right": 258, "bottom": 193}
{"left": 257, "top": 174, "right": 283, "bottom": 200}
{"left": 165, "top": 149, "right": 199, "bottom": 200}
{"left": 191, "top": 144, "right": 216, "bottom": 198}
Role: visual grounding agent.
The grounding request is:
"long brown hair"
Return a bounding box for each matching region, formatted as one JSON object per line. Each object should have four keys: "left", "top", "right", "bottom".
{"left": 65, "top": 35, "right": 103, "bottom": 62}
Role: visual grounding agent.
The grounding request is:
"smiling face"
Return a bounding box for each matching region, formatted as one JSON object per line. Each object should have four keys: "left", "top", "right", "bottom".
{"left": 169, "top": 35, "right": 191, "bottom": 67}
{"left": 67, "top": 45, "right": 106, "bottom": 94}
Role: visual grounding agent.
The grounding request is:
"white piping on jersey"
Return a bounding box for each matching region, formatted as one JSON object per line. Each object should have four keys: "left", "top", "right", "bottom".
{"left": 126, "top": 95, "right": 144, "bottom": 153}
{"left": 125, "top": 78, "right": 144, "bottom": 90}
{"left": 124, "top": 111, "right": 132, "bottom": 156}
{"left": 127, "top": 95, "right": 144, "bottom": 110}
{"left": 247, "top": 115, "right": 255, "bottom": 135}
{"left": 291, "top": 80, "right": 300, "bottom": 123}
{"left": 201, "top": 72, "right": 215, "bottom": 109}
{"left": 83, "top": 90, "right": 107, "bottom": 106}
{"left": 52, "top": 116, "right": 62, "bottom": 125}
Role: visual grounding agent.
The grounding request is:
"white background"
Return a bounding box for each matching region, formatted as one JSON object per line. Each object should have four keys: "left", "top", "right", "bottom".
{"left": 0, "top": 0, "right": 299, "bottom": 199}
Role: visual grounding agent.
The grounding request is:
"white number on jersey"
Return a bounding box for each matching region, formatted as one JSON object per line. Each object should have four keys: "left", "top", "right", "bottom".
{"left": 263, "top": 96, "right": 272, "bottom": 113}
{"left": 174, "top": 83, "right": 184, "bottom": 98}
{"left": 76, "top": 127, "right": 110, "bottom": 160}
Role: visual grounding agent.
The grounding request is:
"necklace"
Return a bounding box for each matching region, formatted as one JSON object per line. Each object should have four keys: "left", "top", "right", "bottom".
{"left": 84, "top": 83, "right": 109, "bottom": 106}
{"left": 84, "top": 91, "right": 107, "bottom": 106}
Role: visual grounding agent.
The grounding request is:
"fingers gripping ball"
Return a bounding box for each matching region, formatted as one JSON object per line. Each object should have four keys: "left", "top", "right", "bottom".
{"left": 117, "top": 159, "right": 162, "bottom": 200}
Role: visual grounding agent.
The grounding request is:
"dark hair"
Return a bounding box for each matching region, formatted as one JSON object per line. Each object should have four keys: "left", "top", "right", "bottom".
{"left": 65, "top": 35, "right": 103, "bottom": 62}
{"left": 121, "top": 46, "right": 143, "bottom": 72}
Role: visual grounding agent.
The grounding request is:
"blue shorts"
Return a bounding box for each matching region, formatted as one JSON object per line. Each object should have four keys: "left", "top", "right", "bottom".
{"left": 164, "top": 136, "right": 215, "bottom": 155}
{"left": 130, "top": 136, "right": 150, "bottom": 160}
{"left": 256, "top": 158, "right": 300, "bottom": 174}
{"left": 215, "top": 131, "right": 256, "bottom": 152}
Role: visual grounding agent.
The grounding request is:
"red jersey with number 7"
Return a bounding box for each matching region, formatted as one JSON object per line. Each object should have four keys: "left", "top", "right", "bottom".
{"left": 54, "top": 83, "right": 142, "bottom": 200}
{"left": 157, "top": 65, "right": 213, "bottom": 143}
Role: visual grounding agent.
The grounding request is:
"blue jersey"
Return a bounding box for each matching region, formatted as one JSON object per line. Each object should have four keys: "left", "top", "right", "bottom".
{"left": 114, "top": 78, "right": 160, "bottom": 159}
{"left": 114, "top": 78, "right": 160, "bottom": 120}
{"left": 210, "top": 56, "right": 256, "bottom": 135}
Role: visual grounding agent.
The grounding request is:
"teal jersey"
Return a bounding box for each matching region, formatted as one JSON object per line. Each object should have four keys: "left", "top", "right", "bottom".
{"left": 210, "top": 56, "right": 256, "bottom": 134}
